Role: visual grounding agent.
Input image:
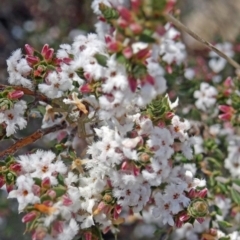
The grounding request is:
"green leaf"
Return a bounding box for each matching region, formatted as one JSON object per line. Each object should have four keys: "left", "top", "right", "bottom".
{"left": 139, "top": 33, "right": 155, "bottom": 43}
{"left": 33, "top": 177, "right": 42, "bottom": 186}
{"left": 52, "top": 186, "right": 67, "bottom": 198}
{"left": 205, "top": 157, "right": 221, "bottom": 168}
{"left": 99, "top": 3, "right": 119, "bottom": 20}
{"left": 217, "top": 220, "right": 232, "bottom": 228}
{"left": 213, "top": 205, "right": 222, "bottom": 216}
{"left": 230, "top": 188, "right": 240, "bottom": 204}
{"left": 94, "top": 53, "right": 108, "bottom": 67}
{"left": 40, "top": 194, "right": 52, "bottom": 202}
{"left": 57, "top": 174, "right": 65, "bottom": 186}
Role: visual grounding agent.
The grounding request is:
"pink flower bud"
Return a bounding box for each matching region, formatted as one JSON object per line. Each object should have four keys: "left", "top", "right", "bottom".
{"left": 24, "top": 44, "right": 34, "bottom": 56}
{"left": 22, "top": 211, "right": 37, "bottom": 223}
{"left": 62, "top": 57, "right": 72, "bottom": 64}
{"left": 47, "top": 189, "right": 56, "bottom": 199}
{"left": 84, "top": 232, "right": 93, "bottom": 240}
{"left": 41, "top": 177, "right": 51, "bottom": 189}
{"left": 118, "top": 6, "right": 132, "bottom": 22}
{"left": 26, "top": 55, "right": 39, "bottom": 66}
{"left": 219, "top": 105, "right": 233, "bottom": 113}
{"left": 188, "top": 188, "right": 196, "bottom": 198}
{"left": 219, "top": 113, "right": 232, "bottom": 121}
{"left": 165, "top": 0, "right": 176, "bottom": 13}
{"left": 145, "top": 74, "right": 155, "bottom": 85}
{"left": 32, "top": 228, "right": 46, "bottom": 240}
{"left": 9, "top": 163, "right": 22, "bottom": 172}
{"left": 175, "top": 218, "right": 183, "bottom": 228}
{"left": 32, "top": 184, "right": 41, "bottom": 196}
{"left": 41, "top": 44, "right": 49, "bottom": 56}
{"left": 62, "top": 195, "right": 73, "bottom": 206}
{"left": 197, "top": 188, "right": 208, "bottom": 198}
{"left": 123, "top": 47, "right": 133, "bottom": 59}
{"left": 128, "top": 76, "right": 138, "bottom": 92}
{"left": 97, "top": 201, "right": 107, "bottom": 212}
{"left": 121, "top": 161, "right": 128, "bottom": 170}
{"left": 136, "top": 48, "right": 150, "bottom": 60}
{"left": 107, "top": 41, "right": 122, "bottom": 52}
{"left": 8, "top": 90, "right": 24, "bottom": 100}
{"left": 131, "top": 0, "right": 141, "bottom": 11}
{"left": 45, "top": 48, "right": 54, "bottom": 61}
{"left": 223, "top": 77, "right": 233, "bottom": 87}
{"left": 130, "top": 23, "right": 142, "bottom": 34}
{"left": 80, "top": 84, "right": 92, "bottom": 93}
{"left": 133, "top": 166, "right": 140, "bottom": 176}
{"left": 52, "top": 221, "right": 64, "bottom": 237}
{"left": 0, "top": 175, "right": 5, "bottom": 188}
{"left": 218, "top": 105, "right": 235, "bottom": 121}
{"left": 105, "top": 35, "right": 112, "bottom": 44}
{"left": 117, "top": 18, "right": 129, "bottom": 28}
{"left": 179, "top": 212, "right": 190, "bottom": 222}
{"left": 165, "top": 112, "right": 174, "bottom": 119}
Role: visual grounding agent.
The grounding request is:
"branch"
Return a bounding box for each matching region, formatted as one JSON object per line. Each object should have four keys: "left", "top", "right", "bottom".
{"left": 165, "top": 13, "right": 240, "bottom": 70}
{"left": 0, "top": 122, "right": 67, "bottom": 159}
{"left": 0, "top": 84, "right": 50, "bottom": 103}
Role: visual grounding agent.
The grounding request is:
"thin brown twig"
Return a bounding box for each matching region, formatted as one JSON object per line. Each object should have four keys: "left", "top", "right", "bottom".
{"left": 0, "top": 122, "right": 67, "bottom": 159}
{"left": 165, "top": 13, "right": 240, "bottom": 70}
{"left": 0, "top": 84, "right": 50, "bottom": 103}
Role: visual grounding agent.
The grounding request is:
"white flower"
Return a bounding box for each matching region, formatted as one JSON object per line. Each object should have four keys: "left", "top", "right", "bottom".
{"left": 18, "top": 150, "right": 67, "bottom": 185}
{"left": 0, "top": 100, "right": 27, "bottom": 136}
{"left": 7, "top": 49, "right": 33, "bottom": 88}
{"left": 181, "top": 136, "right": 195, "bottom": 160}
{"left": 170, "top": 115, "right": 190, "bottom": 142}
{"left": 57, "top": 219, "right": 79, "bottom": 240}
{"left": 147, "top": 127, "right": 174, "bottom": 159}
{"left": 38, "top": 71, "right": 73, "bottom": 98}
{"left": 160, "top": 40, "right": 186, "bottom": 65}
{"left": 194, "top": 82, "right": 218, "bottom": 111}
{"left": 152, "top": 192, "right": 175, "bottom": 226}
{"left": 209, "top": 42, "right": 234, "bottom": 73}
{"left": 8, "top": 175, "right": 40, "bottom": 212}
{"left": 225, "top": 137, "right": 240, "bottom": 178}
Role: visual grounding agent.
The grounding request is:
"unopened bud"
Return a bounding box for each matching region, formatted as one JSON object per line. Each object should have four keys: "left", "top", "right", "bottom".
{"left": 196, "top": 188, "right": 208, "bottom": 198}
{"left": 0, "top": 175, "right": 5, "bottom": 188}
{"left": 22, "top": 211, "right": 37, "bottom": 223}
{"left": 41, "top": 177, "right": 51, "bottom": 189}
{"left": 123, "top": 47, "right": 133, "bottom": 59}
{"left": 9, "top": 163, "right": 21, "bottom": 172}
{"left": 130, "top": 23, "right": 142, "bottom": 34}
{"left": 118, "top": 6, "right": 132, "bottom": 22}
{"left": 45, "top": 48, "right": 54, "bottom": 61}
{"left": 24, "top": 44, "right": 34, "bottom": 56}
{"left": 26, "top": 55, "right": 39, "bottom": 66}
{"left": 41, "top": 44, "right": 49, "bottom": 56}
{"left": 8, "top": 90, "right": 24, "bottom": 99}
{"left": 128, "top": 76, "right": 137, "bottom": 92}
{"left": 79, "top": 84, "right": 92, "bottom": 93}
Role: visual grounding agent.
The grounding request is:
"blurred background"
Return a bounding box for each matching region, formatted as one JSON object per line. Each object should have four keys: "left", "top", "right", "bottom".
{"left": 0, "top": 0, "right": 240, "bottom": 239}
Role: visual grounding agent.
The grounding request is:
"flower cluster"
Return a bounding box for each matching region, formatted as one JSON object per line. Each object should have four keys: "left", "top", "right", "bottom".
{"left": 1, "top": 0, "right": 240, "bottom": 240}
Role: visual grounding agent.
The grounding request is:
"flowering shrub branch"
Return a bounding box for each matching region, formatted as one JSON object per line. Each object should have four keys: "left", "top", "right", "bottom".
{"left": 0, "top": 0, "right": 240, "bottom": 240}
